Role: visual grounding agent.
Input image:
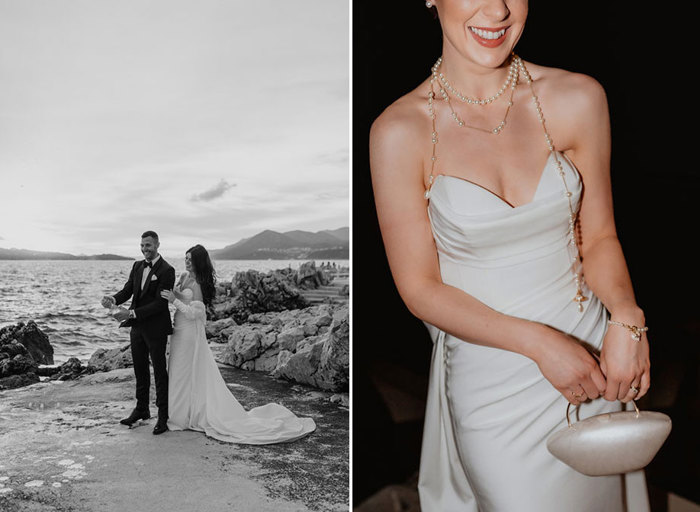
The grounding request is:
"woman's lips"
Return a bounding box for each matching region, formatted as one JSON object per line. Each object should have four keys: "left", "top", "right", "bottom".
{"left": 468, "top": 26, "right": 508, "bottom": 48}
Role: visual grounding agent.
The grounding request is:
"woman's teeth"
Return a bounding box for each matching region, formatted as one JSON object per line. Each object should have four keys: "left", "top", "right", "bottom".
{"left": 469, "top": 27, "right": 506, "bottom": 40}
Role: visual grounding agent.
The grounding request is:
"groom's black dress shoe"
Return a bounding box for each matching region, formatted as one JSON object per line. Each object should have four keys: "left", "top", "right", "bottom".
{"left": 120, "top": 409, "right": 151, "bottom": 426}
{"left": 152, "top": 418, "right": 168, "bottom": 435}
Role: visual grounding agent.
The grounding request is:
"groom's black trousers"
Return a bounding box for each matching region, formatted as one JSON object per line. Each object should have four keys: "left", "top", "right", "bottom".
{"left": 130, "top": 325, "right": 168, "bottom": 418}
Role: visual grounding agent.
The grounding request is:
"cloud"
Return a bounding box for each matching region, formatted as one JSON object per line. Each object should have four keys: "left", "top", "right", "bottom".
{"left": 313, "top": 148, "right": 349, "bottom": 168}
{"left": 191, "top": 179, "right": 236, "bottom": 202}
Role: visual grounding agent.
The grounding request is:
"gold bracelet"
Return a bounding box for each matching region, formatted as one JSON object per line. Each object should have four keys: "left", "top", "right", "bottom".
{"left": 607, "top": 320, "right": 648, "bottom": 341}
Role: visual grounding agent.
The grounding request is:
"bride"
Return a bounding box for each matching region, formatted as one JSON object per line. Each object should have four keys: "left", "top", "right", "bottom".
{"left": 369, "top": 0, "right": 650, "bottom": 510}
{"left": 160, "top": 245, "right": 316, "bottom": 444}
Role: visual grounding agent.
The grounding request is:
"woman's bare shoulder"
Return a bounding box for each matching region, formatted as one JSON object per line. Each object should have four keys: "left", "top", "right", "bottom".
{"left": 528, "top": 62, "right": 607, "bottom": 115}
{"left": 370, "top": 80, "right": 432, "bottom": 181}
{"left": 370, "top": 81, "right": 432, "bottom": 150}
{"left": 525, "top": 61, "right": 609, "bottom": 150}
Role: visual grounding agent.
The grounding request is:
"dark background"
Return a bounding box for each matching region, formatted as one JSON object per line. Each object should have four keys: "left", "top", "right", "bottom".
{"left": 353, "top": 1, "right": 699, "bottom": 509}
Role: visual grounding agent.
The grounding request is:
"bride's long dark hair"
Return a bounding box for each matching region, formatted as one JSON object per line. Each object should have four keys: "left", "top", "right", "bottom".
{"left": 187, "top": 244, "right": 216, "bottom": 307}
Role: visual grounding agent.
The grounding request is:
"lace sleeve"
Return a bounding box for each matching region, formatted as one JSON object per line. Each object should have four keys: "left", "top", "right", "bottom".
{"left": 172, "top": 299, "right": 206, "bottom": 321}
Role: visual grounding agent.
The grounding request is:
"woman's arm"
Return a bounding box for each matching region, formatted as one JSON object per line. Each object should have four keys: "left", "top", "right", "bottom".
{"left": 171, "top": 272, "right": 189, "bottom": 300}
{"left": 161, "top": 282, "right": 206, "bottom": 321}
{"left": 559, "top": 73, "right": 650, "bottom": 403}
{"left": 370, "top": 100, "right": 606, "bottom": 404}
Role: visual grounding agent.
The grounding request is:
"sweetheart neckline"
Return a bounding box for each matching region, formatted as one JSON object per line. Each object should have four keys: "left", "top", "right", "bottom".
{"left": 432, "top": 151, "right": 572, "bottom": 210}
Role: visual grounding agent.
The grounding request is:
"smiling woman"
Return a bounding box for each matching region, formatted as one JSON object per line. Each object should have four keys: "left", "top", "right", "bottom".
{"left": 354, "top": 1, "right": 695, "bottom": 511}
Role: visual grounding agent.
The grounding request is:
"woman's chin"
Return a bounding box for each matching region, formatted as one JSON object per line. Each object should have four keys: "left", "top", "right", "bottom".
{"left": 467, "top": 46, "right": 514, "bottom": 69}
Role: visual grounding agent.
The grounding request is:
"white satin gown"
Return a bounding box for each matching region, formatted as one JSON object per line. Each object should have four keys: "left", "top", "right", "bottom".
{"left": 167, "top": 287, "right": 316, "bottom": 444}
{"left": 419, "top": 152, "right": 649, "bottom": 511}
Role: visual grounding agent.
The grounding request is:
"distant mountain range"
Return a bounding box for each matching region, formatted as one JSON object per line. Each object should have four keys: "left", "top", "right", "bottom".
{"left": 0, "top": 227, "right": 349, "bottom": 261}
{"left": 210, "top": 227, "right": 349, "bottom": 260}
{"left": 0, "top": 248, "right": 132, "bottom": 261}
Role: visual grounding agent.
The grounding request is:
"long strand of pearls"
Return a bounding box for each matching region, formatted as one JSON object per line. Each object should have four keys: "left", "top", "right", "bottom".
{"left": 425, "top": 80, "right": 438, "bottom": 199}
{"left": 425, "top": 54, "right": 589, "bottom": 312}
{"left": 518, "top": 58, "right": 589, "bottom": 312}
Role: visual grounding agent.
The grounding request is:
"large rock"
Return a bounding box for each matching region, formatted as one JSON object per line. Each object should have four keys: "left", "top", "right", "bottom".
{"left": 206, "top": 317, "right": 237, "bottom": 340}
{"left": 49, "top": 357, "right": 95, "bottom": 381}
{"left": 230, "top": 330, "right": 263, "bottom": 365}
{"left": 218, "top": 305, "right": 331, "bottom": 367}
{"left": 0, "top": 354, "right": 40, "bottom": 390}
{"left": 213, "top": 300, "right": 237, "bottom": 318}
{"left": 277, "top": 326, "right": 306, "bottom": 351}
{"left": 0, "top": 354, "right": 37, "bottom": 378}
{"left": 315, "top": 307, "right": 349, "bottom": 391}
{"left": 0, "top": 371, "right": 40, "bottom": 390}
{"left": 296, "top": 261, "right": 330, "bottom": 289}
{"left": 0, "top": 321, "right": 54, "bottom": 365}
{"left": 272, "top": 306, "right": 349, "bottom": 391}
{"left": 272, "top": 337, "right": 325, "bottom": 386}
{"left": 254, "top": 352, "right": 281, "bottom": 372}
{"left": 214, "top": 269, "right": 308, "bottom": 323}
{"left": 215, "top": 303, "right": 348, "bottom": 392}
{"left": 88, "top": 343, "right": 133, "bottom": 372}
{"left": 218, "top": 324, "right": 274, "bottom": 367}
{"left": 0, "top": 339, "right": 30, "bottom": 359}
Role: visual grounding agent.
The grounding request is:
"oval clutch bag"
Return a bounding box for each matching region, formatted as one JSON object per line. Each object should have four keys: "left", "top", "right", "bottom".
{"left": 546, "top": 400, "right": 672, "bottom": 476}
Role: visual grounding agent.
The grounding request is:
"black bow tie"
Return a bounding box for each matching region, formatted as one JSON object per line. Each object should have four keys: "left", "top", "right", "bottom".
{"left": 143, "top": 260, "right": 152, "bottom": 269}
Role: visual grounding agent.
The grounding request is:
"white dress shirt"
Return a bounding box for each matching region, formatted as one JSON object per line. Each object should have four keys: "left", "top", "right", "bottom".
{"left": 130, "top": 254, "right": 161, "bottom": 319}
{"left": 141, "top": 254, "right": 161, "bottom": 291}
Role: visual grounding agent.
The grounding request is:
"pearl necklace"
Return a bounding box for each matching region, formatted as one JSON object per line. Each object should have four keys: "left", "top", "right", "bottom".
{"left": 432, "top": 55, "right": 519, "bottom": 105}
{"left": 432, "top": 55, "right": 520, "bottom": 135}
{"left": 425, "top": 55, "right": 589, "bottom": 312}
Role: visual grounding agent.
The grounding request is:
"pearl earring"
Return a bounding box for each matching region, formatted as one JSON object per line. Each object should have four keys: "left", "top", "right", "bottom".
{"left": 426, "top": 1, "right": 432, "bottom": 7}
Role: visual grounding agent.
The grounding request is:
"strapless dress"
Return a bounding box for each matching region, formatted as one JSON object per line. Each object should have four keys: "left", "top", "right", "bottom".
{"left": 418, "top": 152, "right": 649, "bottom": 511}
{"left": 167, "top": 287, "right": 316, "bottom": 444}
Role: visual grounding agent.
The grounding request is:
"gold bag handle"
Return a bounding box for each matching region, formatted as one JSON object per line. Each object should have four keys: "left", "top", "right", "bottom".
{"left": 565, "top": 400, "right": 640, "bottom": 428}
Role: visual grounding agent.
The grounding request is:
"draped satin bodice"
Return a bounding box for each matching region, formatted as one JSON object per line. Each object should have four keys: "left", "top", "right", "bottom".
{"left": 429, "top": 151, "right": 579, "bottom": 262}
{"left": 426, "top": 151, "right": 588, "bottom": 321}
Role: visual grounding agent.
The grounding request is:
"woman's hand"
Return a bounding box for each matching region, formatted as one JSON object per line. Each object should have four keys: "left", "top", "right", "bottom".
{"left": 599, "top": 307, "right": 650, "bottom": 403}
{"left": 160, "top": 289, "right": 176, "bottom": 304}
{"left": 532, "top": 330, "right": 607, "bottom": 405}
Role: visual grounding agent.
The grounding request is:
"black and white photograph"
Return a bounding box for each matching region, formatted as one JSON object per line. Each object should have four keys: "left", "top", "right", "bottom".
{"left": 353, "top": 2, "right": 698, "bottom": 512}
{"left": 0, "top": 1, "right": 349, "bottom": 510}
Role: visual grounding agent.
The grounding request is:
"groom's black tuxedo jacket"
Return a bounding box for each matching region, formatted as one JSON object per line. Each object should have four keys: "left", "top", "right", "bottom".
{"left": 113, "top": 257, "right": 176, "bottom": 337}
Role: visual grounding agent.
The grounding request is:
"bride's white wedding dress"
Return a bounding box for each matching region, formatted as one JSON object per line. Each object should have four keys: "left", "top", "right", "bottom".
{"left": 167, "top": 286, "right": 316, "bottom": 444}
{"left": 419, "top": 152, "right": 649, "bottom": 511}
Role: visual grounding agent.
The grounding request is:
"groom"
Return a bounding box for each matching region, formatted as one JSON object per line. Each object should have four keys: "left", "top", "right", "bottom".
{"left": 102, "top": 231, "right": 175, "bottom": 435}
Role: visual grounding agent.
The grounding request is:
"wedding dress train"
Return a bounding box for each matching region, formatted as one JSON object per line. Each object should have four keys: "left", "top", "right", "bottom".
{"left": 419, "top": 152, "right": 649, "bottom": 511}
{"left": 167, "top": 288, "right": 316, "bottom": 444}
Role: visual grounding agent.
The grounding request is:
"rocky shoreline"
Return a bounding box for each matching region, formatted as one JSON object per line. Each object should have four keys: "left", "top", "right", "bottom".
{"left": 1, "top": 264, "right": 349, "bottom": 395}
{"left": 0, "top": 265, "right": 349, "bottom": 510}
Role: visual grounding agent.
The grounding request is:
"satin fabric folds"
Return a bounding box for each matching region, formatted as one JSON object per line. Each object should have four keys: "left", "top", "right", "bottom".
{"left": 167, "top": 289, "right": 316, "bottom": 444}
{"left": 418, "top": 153, "right": 649, "bottom": 511}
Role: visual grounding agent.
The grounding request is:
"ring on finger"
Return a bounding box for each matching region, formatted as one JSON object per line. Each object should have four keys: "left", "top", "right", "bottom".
{"left": 630, "top": 385, "right": 639, "bottom": 395}
{"left": 570, "top": 390, "right": 584, "bottom": 399}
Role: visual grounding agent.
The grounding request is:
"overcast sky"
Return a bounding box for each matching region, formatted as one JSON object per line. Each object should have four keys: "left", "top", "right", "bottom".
{"left": 0, "top": 0, "right": 348, "bottom": 258}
